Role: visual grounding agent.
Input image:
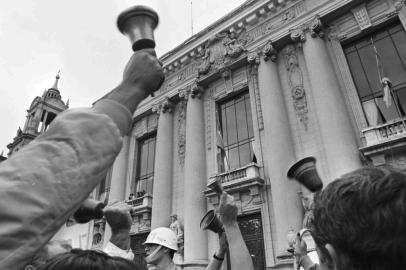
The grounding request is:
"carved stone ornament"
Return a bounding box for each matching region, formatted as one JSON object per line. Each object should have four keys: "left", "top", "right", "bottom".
{"left": 222, "top": 30, "right": 247, "bottom": 58}
{"left": 191, "top": 81, "right": 204, "bottom": 99}
{"left": 178, "top": 86, "right": 190, "bottom": 100}
{"left": 262, "top": 41, "right": 278, "bottom": 62}
{"left": 247, "top": 51, "right": 260, "bottom": 66}
{"left": 290, "top": 28, "right": 306, "bottom": 46}
{"left": 177, "top": 100, "right": 187, "bottom": 167}
{"left": 247, "top": 56, "right": 264, "bottom": 130}
{"left": 219, "top": 66, "right": 231, "bottom": 79}
{"left": 282, "top": 45, "right": 308, "bottom": 130}
{"left": 395, "top": 0, "right": 406, "bottom": 12}
{"left": 197, "top": 29, "right": 248, "bottom": 78}
{"left": 151, "top": 103, "right": 161, "bottom": 115}
{"left": 310, "top": 17, "right": 324, "bottom": 38}
{"left": 161, "top": 97, "right": 175, "bottom": 113}
{"left": 351, "top": 4, "right": 372, "bottom": 30}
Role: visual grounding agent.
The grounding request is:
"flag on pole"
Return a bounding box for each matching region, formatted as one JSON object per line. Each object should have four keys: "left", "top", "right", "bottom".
{"left": 215, "top": 108, "right": 228, "bottom": 172}
{"left": 382, "top": 77, "right": 392, "bottom": 107}
{"left": 371, "top": 38, "right": 392, "bottom": 107}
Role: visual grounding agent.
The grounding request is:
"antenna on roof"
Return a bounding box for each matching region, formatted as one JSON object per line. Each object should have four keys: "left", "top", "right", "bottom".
{"left": 190, "top": 0, "right": 194, "bottom": 35}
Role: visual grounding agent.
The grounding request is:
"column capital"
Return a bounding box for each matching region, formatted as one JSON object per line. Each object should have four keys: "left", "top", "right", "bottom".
{"left": 178, "top": 85, "right": 191, "bottom": 101}
{"left": 262, "top": 40, "right": 278, "bottom": 62}
{"left": 247, "top": 51, "right": 260, "bottom": 66}
{"left": 191, "top": 81, "right": 204, "bottom": 99}
{"left": 395, "top": 0, "right": 406, "bottom": 11}
{"left": 152, "top": 97, "right": 175, "bottom": 114}
{"left": 309, "top": 16, "right": 325, "bottom": 39}
{"left": 290, "top": 27, "right": 306, "bottom": 46}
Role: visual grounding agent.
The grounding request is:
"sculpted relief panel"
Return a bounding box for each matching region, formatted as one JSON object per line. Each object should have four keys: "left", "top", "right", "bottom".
{"left": 282, "top": 45, "right": 309, "bottom": 130}
{"left": 197, "top": 29, "right": 248, "bottom": 78}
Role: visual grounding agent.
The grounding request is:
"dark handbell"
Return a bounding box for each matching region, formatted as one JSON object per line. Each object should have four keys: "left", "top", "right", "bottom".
{"left": 287, "top": 156, "right": 323, "bottom": 192}
{"left": 200, "top": 210, "right": 224, "bottom": 234}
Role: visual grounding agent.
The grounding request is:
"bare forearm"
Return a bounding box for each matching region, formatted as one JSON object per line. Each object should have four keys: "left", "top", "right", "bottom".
{"left": 224, "top": 223, "right": 254, "bottom": 270}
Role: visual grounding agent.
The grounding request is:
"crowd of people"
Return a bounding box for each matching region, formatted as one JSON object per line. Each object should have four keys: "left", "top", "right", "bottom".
{"left": 0, "top": 48, "right": 405, "bottom": 270}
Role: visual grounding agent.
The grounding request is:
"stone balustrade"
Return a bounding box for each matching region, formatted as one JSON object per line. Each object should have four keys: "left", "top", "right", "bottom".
{"left": 362, "top": 117, "right": 406, "bottom": 146}
{"left": 125, "top": 195, "right": 153, "bottom": 235}
{"left": 204, "top": 163, "right": 264, "bottom": 206}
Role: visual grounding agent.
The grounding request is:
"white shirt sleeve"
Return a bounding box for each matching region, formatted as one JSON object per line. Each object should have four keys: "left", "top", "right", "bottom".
{"left": 103, "top": 241, "right": 135, "bottom": 261}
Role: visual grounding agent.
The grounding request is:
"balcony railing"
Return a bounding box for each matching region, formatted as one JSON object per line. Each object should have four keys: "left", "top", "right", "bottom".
{"left": 125, "top": 194, "right": 152, "bottom": 235}
{"left": 362, "top": 117, "right": 406, "bottom": 146}
{"left": 204, "top": 163, "right": 264, "bottom": 206}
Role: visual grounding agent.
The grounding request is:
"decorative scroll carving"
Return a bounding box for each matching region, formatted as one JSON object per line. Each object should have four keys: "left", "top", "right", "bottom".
{"left": 178, "top": 86, "right": 190, "bottom": 101}
{"left": 152, "top": 97, "right": 174, "bottom": 115}
{"left": 290, "top": 28, "right": 306, "bottom": 47}
{"left": 177, "top": 100, "right": 187, "bottom": 167}
{"left": 247, "top": 51, "right": 260, "bottom": 66}
{"left": 351, "top": 4, "right": 372, "bottom": 30}
{"left": 395, "top": 0, "right": 406, "bottom": 12}
{"left": 247, "top": 52, "right": 264, "bottom": 131}
{"left": 262, "top": 41, "right": 278, "bottom": 62}
{"left": 191, "top": 81, "right": 204, "bottom": 99}
{"left": 282, "top": 45, "right": 308, "bottom": 130}
{"left": 161, "top": 97, "right": 175, "bottom": 113}
{"left": 151, "top": 103, "right": 161, "bottom": 115}
{"left": 310, "top": 17, "right": 324, "bottom": 38}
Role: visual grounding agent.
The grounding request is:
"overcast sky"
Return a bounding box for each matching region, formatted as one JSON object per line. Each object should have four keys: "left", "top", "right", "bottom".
{"left": 0, "top": 0, "right": 246, "bottom": 153}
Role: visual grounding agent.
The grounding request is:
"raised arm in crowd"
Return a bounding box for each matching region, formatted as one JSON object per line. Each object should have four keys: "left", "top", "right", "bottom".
{"left": 0, "top": 48, "right": 164, "bottom": 270}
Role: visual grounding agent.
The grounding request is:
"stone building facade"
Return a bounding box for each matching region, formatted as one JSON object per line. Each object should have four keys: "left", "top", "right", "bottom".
{"left": 94, "top": 0, "right": 406, "bottom": 269}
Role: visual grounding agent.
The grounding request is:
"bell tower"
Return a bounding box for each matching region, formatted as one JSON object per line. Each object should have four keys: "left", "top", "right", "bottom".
{"left": 7, "top": 71, "right": 69, "bottom": 156}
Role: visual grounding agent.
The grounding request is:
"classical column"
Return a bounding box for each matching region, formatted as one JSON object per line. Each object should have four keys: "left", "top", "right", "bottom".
{"left": 253, "top": 46, "right": 302, "bottom": 256}
{"left": 108, "top": 136, "right": 130, "bottom": 202}
{"left": 183, "top": 84, "right": 208, "bottom": 268}
{"left": 298, "top": 19, "right": 361, "bottom": 181}
{"left": 151, "top": 97, "right": 175, "bottom": 229}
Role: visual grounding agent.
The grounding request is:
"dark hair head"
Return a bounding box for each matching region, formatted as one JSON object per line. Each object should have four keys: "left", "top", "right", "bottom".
{"left": 311, "top": 166, "right": 406, "bottom": 270}
{"left": 39, "top": 249, "right": 139, "bottom": 270}
{"left": 25, "top": 240, "right": 72, "bottom": 269}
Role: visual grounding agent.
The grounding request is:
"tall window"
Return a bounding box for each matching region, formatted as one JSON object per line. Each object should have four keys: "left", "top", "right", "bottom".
{"left": 218, "top": 92, "right": 255, "bottom": 171}
{"left": 344, "top": 22, "right": 406, "bottom": 126}
{"left": 133, "top": 135, "right": 156, "bottom": 197}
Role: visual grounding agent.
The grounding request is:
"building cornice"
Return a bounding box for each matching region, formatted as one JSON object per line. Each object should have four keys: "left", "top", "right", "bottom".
{"left": 134, "top": 0, "right": 360, "bottom": 118}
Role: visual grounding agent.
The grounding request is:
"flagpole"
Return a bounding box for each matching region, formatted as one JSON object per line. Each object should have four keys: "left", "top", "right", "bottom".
{"left": 371, "top": 37, "right": 406, "bottom": 128}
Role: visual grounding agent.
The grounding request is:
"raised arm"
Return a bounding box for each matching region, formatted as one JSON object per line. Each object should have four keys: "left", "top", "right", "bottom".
{"left": 218, "top": 192, "right": 254, "bottom": 270}
{"left": 205, "top": 232, "right": 228, "bottom": 270}
{"left": 0, "top": 49, "right": 163, "bottom": 269}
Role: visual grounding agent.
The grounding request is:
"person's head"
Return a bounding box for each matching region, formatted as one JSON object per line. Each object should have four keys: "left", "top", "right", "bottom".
{"left": 24, "top": 240, "right": 72, "bottom": 270}
{"left": 143, "top": 227, "right": 177, "bottom": 265}
{"left": 311, "top": 166, "right": 406, "bottom": 270}
{"left": 39, "top": 249, "right": 139, "bottom": 270}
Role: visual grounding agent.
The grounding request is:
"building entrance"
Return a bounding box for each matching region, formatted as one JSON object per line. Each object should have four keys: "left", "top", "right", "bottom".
{"left": 130, "top": 233, "right": 148, "bottom": 270}
{"left": 237, "top": 213, "right": 266, "bottom": 270}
